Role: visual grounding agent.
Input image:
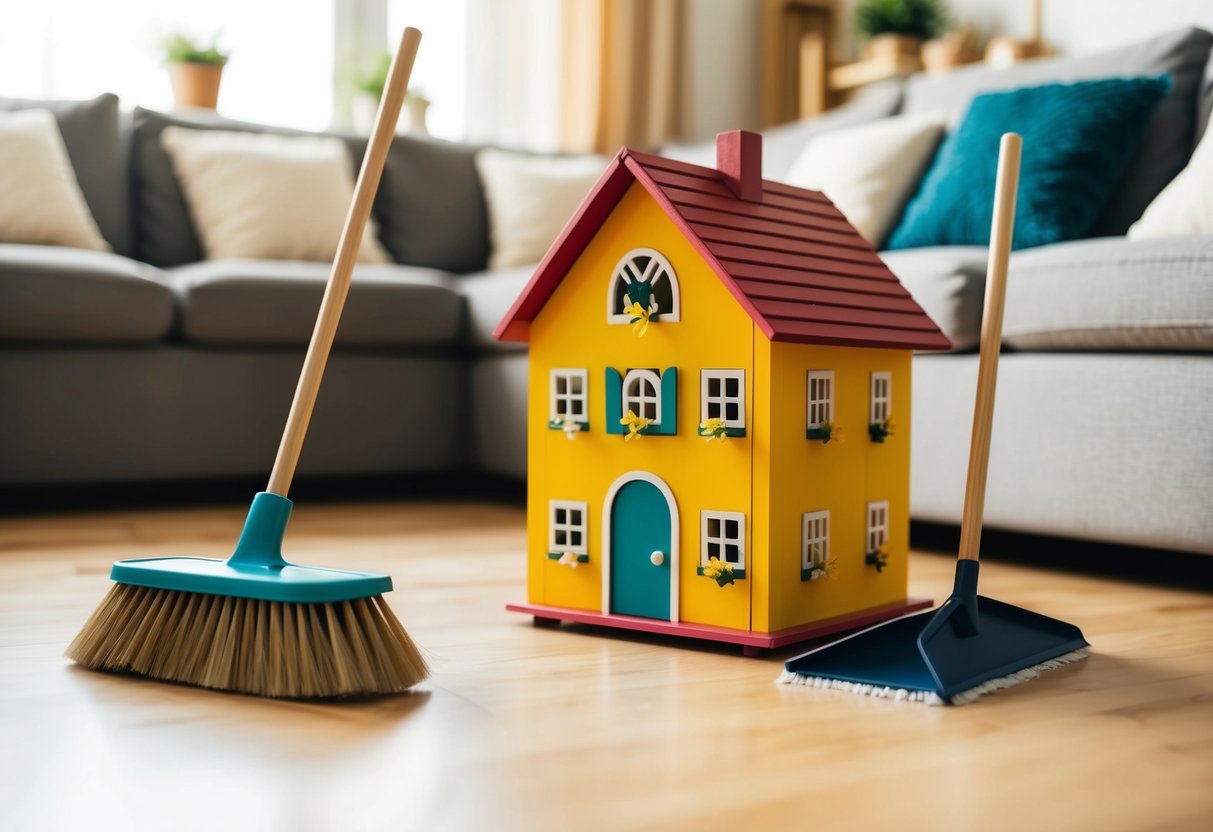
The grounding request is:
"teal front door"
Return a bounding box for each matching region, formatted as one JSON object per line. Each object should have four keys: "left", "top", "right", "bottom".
{"left": 610, "top": 479, "right": 672, "bottom": 620}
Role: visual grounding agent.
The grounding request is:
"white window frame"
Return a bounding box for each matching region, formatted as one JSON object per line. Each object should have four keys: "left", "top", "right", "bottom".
{"left": 549, "top": 500, "right": 588, "bottom": 554}
{"left": 866, "top": 500, "right": 889, "bottom": 553}
{"left": 802, "top": 510, "right": 830, "bottom": 570}
{"left": 549, "top": 368, "right": 589, "bottom": 424}
{"left": 870, "top": 372, "right": 892, "bottom": 424}
{"left": 700, "top": 369, "right": 745, "bottom": 429}
{"left": 607, "top": 247, "right": 681, "bottom": 323}
{"left": 807, "top": 370, "right": 834, "bottom": 429}
{"left": 622, "top": 369, "right": 662, "bottom": 425}
{"left": 701, "top": 510, "right": 746, "bottom": 571}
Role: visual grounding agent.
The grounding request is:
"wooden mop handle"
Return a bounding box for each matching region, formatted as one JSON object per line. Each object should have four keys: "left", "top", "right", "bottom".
{"left": 957, "top": 133, "right": 1021, "bottom": 561}
{"left": 267, "top": 28, "right": 422, "bottom": 497}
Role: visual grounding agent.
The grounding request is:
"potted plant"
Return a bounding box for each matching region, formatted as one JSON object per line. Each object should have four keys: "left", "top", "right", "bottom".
{"left": 164, "top": 33, "right": 229, "bottom": 110}
{"left": 354, "top": 51, "right": 430, "bottom": 134}
{"left": 855, "top": 0, "right": 948, "bottom": 61}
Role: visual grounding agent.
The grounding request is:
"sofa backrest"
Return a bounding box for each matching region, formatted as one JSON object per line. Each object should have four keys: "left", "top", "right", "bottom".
{"left": 0, "top": 93, "right": 134, "bottom": 257}
{"left": 129, "top": 107, "right": 490, "bottom": 274}
{"left": 900, "top": 26, "right": 1213, "bottom": 237}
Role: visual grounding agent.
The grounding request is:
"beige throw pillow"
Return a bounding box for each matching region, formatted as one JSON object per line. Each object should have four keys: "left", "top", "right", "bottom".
{"left": 1129, "top": 124, "right": 1213, "bottom": 238}
{"left": 475, "top": 149, "right": 605, "bottom": 270}
{"left": 0, "top": 109, "right": 109, "bottom": 251}
{"left": 785, "top": 113, "right": 947, "bottom": 248}
{"left": 161, "top": 127, "right": 389, "bottom": 263}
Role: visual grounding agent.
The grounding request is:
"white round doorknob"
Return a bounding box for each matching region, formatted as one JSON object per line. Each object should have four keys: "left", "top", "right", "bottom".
{"left": 649, "top": 551, "right": 665, "bottom": 566}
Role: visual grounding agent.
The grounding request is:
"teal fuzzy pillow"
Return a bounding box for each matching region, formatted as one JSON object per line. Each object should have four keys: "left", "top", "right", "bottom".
{"left": 886, "top": 76, "right": 1171, "bottom": 251}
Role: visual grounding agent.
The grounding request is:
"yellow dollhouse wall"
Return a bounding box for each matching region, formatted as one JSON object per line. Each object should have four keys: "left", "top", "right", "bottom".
{"left": 527, "top": 182, "right": 757, "bottom": 631}
{"left": 753, "top": 340, "right": 912, "bottom": 633}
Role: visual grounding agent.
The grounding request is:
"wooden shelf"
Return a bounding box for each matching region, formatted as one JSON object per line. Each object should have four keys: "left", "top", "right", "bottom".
{"left": 829, "top": 52, "right": 924, "bottom": 92}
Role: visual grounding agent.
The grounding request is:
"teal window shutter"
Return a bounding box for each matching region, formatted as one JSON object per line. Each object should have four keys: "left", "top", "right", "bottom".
{"left": 654, "top": 367, "right": 677, "bottom": 435}
{"left": 605, "top": 367, "right": 624, "bottom": 434}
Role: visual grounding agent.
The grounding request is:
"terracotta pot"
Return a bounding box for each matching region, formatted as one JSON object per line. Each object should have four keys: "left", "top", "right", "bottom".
{"left": 922, "top": 29, "right": 982, "bottom": 74}
{"left": 169, "top": 62, "right": 224, "bottom": 110}
{"left": 862, "top": 34, "right": 922, "bottom": 62}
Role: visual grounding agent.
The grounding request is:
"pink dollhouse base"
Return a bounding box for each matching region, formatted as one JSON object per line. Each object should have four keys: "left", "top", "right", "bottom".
{"left": 506, "top": 598, "right": 933, "bottom": 656}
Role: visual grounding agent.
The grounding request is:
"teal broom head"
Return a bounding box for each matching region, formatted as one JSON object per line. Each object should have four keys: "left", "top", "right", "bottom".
{"left": 110, "top": 492, "right": 392, "bottom": 603}
{"left": 67, "top": 493, "right": 428, "bottom": 698}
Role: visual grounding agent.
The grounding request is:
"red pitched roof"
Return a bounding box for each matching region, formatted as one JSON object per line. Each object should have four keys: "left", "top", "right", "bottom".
{"left": 493, "top": 146, "right": 952, "bottom": 351}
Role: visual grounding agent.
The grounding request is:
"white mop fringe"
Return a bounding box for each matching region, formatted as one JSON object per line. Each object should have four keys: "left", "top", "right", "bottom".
{"left": 774, "top": 647, "right": 1090, "bottom": 706}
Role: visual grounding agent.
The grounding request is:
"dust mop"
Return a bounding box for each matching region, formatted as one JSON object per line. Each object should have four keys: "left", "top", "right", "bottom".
{"left": 67, "top": 29, "right": 428, "bottom": 698}
{"left": 777, "top": 133, "right": 1089, "bottom": 705}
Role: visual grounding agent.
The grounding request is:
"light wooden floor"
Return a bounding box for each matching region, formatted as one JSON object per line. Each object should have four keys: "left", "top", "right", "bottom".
{"left": 1, "top": 499, "right": 1210, "bottom": 832}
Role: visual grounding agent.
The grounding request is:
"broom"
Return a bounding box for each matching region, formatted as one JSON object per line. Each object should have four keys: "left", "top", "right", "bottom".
{"left": 777, "top": 133, "right": 1089, "bottom": 705}
{"left": 67, "top": 28, "right": 428, "bottom": 699}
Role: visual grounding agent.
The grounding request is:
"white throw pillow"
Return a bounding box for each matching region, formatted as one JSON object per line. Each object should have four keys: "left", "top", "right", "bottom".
{"left": 785, "top": 113, "right": 947, "bottom": 248}
{"left": 1129, "top": 124, "right": 1213, "bottom": 238}
{"left": 0, "top": 109, "right": 109, "bottom": 251}
{"left": 160, "top": 127, "right": 389, "bottom": 263}
{"left": 475, "top": 149, "right": 605, "bottom": 270}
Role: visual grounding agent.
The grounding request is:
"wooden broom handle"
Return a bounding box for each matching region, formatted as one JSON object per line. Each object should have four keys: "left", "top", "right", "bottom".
{"left": 958, "top": 133, "right": 1021, "bottom": 561}
{"left": 267, "top": 28, "right": 422, "bottom": 497}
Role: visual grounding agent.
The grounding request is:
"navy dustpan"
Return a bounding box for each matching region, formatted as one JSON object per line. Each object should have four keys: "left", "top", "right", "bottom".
{"left": 782, "top": 561, "right": 1089, "bottom": 703}
{"left": 780, "top": 135, "right": 1089, "bottom": 705}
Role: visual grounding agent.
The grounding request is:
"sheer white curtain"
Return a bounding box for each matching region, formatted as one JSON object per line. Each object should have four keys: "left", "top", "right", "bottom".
{"left": 464, "top": 0, "right": 563, "bottom": 151}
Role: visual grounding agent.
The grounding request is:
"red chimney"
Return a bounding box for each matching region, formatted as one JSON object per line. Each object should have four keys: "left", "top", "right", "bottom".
{"left": 716, "top": 130, "right": 763, "bottom": 202}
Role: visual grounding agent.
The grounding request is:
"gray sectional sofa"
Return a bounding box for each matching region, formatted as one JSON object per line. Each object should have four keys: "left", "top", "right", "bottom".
{"left": 2, "top": 26, "right": 1211, "bottom": 557}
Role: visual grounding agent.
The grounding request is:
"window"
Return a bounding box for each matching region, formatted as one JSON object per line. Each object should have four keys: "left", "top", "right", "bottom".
{"left": 866, "top": 501, "right": 889, "bottom": 553}
{"left": 550, "top": 369, "right": 588, "bottom": 427}
{"left": 701, "top": 510, "right": 746, "bottom": 574}
{"left": 807, "top": 370, "right": 834, "bottom": 433}
{"left": 802, "top": 511, "right": 830, "bottom": 579}
{"left": 870, "top": 372, "right": 892, "bottom": 424}
{"left": 607, "top": 248, "right": 680, "bottom": 323}
{"left": 701, "top": 369, "right": 745, "bottom": 432}
{"left": 606, "top": 367, "right": 678, "bottom": 436}
{"left": 622, "top": 369, "right": 662, "bottom": 424}
{"left": 549, "top": 500, "right": 588, "bottom": 555}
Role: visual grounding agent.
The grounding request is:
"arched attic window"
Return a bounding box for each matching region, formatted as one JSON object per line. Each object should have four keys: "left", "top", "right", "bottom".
{"left": 607, "top": 248, "right": 681, "bottom": 324}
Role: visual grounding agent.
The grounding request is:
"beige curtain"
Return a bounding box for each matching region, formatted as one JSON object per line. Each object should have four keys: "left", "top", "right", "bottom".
{"left": 560, "top": 0, "right": 685, "bottom": 154}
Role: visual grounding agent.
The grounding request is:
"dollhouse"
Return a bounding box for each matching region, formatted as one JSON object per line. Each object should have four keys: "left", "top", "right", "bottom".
{"left": 495, "top": 130, "right": 951, "bottom": 652}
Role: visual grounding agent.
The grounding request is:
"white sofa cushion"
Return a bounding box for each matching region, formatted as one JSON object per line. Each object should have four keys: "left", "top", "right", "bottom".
{"left": 160, "top": 127, "right": 390, "bottom": 263}
{"left": 475, "top": 150, "right": 604, "bottom": 270}
{"left": 0, "top": 109, "right": 110, "bottom": 252}
{"left": 786, "top": 112, "right": 946, "bottom": 248}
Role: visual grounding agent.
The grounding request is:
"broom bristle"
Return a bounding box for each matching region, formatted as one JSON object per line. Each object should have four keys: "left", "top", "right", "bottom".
{"left": 67, "top": 584, "right": 428, "bottom": 698}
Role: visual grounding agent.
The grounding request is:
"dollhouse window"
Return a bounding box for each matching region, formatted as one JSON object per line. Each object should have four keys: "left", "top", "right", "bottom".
{"left": 549, "top": 500, "right": 588, "bottom": 555}
{"left": 866, "top": 501, "right": 889, "bottom": 553}
{"left": 622, "top": 369, "right": 662, "bottom": 424}
{"left": 802, "top": 510, "right": 830, "bottom": 573}
{"left": 870, "top": 372, "right": 892, "bottom": 423}
{"left": 607, "top": 248, "right": 681, "bottom": 323}
{"left": 701, "top": 510, "right": 746, "bottom": 572}
{"left": 701, "top": 369, "right": 745, "bottom": 429}
{"left": 606, "top": 367, "right": 678, "bottom": 436}
{"left": 550, "top": 369, "right": 589, "bottom": 424}
{"left": 807, "top": 370, "right": 834, "bottom": 429}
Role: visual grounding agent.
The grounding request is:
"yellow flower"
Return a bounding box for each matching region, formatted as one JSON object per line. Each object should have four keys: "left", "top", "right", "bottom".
{"left": 820, "top": 420, "right": 844, "bottom": 444}
{"left": 702, "top": 557, "right": 735, "bottom": 587}
{"left": 699, "top": 417, "right": 727, "bottom": 442}
{"left": 624, "top": 301, "right": 651, "bottom": 337}
{"left": 620, "top": 409, "right": 651, "bottom": 440}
